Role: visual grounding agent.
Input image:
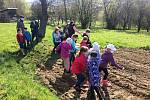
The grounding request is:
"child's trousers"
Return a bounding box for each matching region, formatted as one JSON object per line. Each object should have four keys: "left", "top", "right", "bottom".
{"left": 75, "top": 73, "right": 85, "bottom": 92}
{"left": 69, "top": 52, "right": 75, "bottom": 70}
{"left": 62, "top": 57, "right": 70, "bottom": 72}
{"left": 53, "top": 42, "right": 61, "bottom": 52}
{"left": 100, "top": 68, "right": 108, "bottom": 80}
{"left": 88, "top": 86, "right": 103, "bottom": 100}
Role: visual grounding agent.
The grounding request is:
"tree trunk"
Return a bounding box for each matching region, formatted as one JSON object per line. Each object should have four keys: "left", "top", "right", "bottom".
{"left": 38, "top": 0, "right": 48, "bottom": 39}
{"left": 63, "top": 0, "right": 67, "bottom": 23}
{"left": 123, "top": 19, "right": 127, "bottom": 30}
{"left": 89, "top": 0, "right": 93, "bottom": 29}
{"left": 0, "top": 0, "right": 4, "bottom": 10}
{"left": 137, "top": 18, "right": 142, "bottom": 32}
{"left": 147, "top": 28, "right": 149, "bottom": 32}
{"left": 80, "top": 16, "right": 90, "bottom": 29}
{"left": 147, "top": 24, "right": 149, "bottom": 32}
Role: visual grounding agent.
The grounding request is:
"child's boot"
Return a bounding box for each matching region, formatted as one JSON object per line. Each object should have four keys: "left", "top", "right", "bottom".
{"left": 101, "top": 80, "right": 111, "bottom": 87}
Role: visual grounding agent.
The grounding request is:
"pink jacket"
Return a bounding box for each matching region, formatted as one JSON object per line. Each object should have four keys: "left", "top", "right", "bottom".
{"left": 56, "top": 41, "right": 72, "bottom": 58}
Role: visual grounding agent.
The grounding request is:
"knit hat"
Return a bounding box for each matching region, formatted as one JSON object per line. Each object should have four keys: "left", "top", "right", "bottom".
{"left": 92, "top": 42, "right": 100, "bottom": 51}
{"left": 106, "top": 44, "right": 116, "bottom": 52}
{"left": 66, "top": 38, "right": 72, "bottom": 44}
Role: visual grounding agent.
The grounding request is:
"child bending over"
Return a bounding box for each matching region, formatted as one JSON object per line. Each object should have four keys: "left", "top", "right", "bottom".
{"left": 100, "top": 44, "right": 123, "bottom": 87}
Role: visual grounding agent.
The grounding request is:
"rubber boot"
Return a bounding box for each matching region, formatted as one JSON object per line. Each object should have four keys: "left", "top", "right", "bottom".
{"left": 101, "top": 80, "right": 111, "bottom": 87}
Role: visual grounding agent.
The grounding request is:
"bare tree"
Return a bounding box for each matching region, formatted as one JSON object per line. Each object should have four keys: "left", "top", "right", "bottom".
{"left": 144, "top": 2, "right": 150, "bottom": 32}
{"left": 118, "top": 0, "right": 135, "bottom": 30}
{"left": 63, "top": 0, "right": 67, "bottom": 22}
{"left": 75, "top": 0, "right": 101, "bottom": 29}
{"left": 38, "top": 0, "right": 48, "bottom": 38}
{"left": 31, "top": 1, "right": 42, "bottom": 21}
{"left": 102, "top": 0, "right": 149, "bottom": 32}
{"left": 135, "top": 0, "right": 146, "bottom": 32}
{"left": 0, "top": 0, "right": 4, "bottom": 10}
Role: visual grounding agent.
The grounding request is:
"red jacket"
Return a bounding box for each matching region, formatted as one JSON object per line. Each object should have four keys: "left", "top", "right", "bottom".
{"left": 80, "top": 40, "right": 88, "bottom": 48}
{"left": 16, "top": 33, "right": 25, "bottom": 43}
{"left": 72, "top": 53, "right": 87, "bottom": 74}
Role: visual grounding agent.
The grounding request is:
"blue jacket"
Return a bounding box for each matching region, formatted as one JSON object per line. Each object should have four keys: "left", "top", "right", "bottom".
{"left": 87, "top": 57, "right": 101, "bottom": 86}
{"left": 70, "top": 39, "right": 79, "bottom": 53}
{"left": 52, "top": 32, "right": 61, "bottom": 43}
{"left": 24, "top": 31, "right": 31, "bottom": 41}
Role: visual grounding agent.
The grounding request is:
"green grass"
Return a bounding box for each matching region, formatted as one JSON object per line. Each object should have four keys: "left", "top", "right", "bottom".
{"left": 90, "top": 29, "right": 150, "bottom": 49}
{"left": 0, "top": 22, "right": 150, "bottom": 99}
{"left": 0, "top": 23, "right": 59, "bottom": 100}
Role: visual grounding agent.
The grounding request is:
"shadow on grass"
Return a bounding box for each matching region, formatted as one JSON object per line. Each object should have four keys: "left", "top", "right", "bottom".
{"left": 0, "top": 39, "right": 40, "bottom": 64}
{"left": 44, "top": 52, "right": 60, "bottom": 70}
{"left": 16, "top": 39, "right": 40, "bottom": 62}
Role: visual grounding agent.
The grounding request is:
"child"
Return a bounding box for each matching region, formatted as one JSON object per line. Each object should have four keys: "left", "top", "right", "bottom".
{"left": 87, "top": 50, "right": 103, "bottom": 100}
{"left": 24, "top": 27, "right": 32, "bottom": 48}
{"left": 52, "top": 27, "right": 62, "bottom": 52}
{"left": 70, "top": 34, "right": 79, "bottom": 69}
{"left": 89, "top": 42, "right": 101, "bottom": 61}
{"left": 58, "top": 26, "right": 64, "bottom": 42}
{"left": 16, "top": 28, "right": 25, "bottom": 55}
{"left": 82, "top": 29, "right": 91, "bottom": 37}
{"left": 82, "top": 29, "right": 92, "bottom": 48}
{"left": 72, "top": 46, "right": 88, "bottom": 94}
{"left": 80, "top": 36, "right": 88, "bottom": 48}
{"left": 30, "top": 20, "right": 39, "bottom": 42}
{"left": 56, "top": 38, "right": 72, "bottom": 73}
{"left": 100, "top": 44, "right": 123, "bottom": 87}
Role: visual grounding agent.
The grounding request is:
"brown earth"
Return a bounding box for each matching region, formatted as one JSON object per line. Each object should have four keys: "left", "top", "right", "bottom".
{"left": 36, "top": 48, "right": 150, "bottom": 100}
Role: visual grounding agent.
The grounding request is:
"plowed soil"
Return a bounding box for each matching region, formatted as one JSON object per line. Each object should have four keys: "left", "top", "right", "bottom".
{"left": 36, "top": 48, "right": 150, "bottom": 100}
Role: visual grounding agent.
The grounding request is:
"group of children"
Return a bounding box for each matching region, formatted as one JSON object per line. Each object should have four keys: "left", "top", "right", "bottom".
{"left": 53, "top": 26, "right": 124, "bottom": 99}
{"left": 16, "top": 28, "right": 32, "bottom": 55}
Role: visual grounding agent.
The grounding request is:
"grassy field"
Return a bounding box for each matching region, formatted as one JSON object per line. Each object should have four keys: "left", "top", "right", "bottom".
{"left": 0, "top": 23, "right": 58, "bottom": 99}
{"left": 91, "top": 29, "right": 150, "bottom": 49}
{"left": 0, "top": 22, "right": 150, "bottom": 99}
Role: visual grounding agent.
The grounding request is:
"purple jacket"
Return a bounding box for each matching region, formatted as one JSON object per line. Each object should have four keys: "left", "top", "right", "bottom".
{"left": 56, "top": 41, "right": 72, "bottom": 58}
{"left": 100, "top": 51, "right": 121, "bottom": 69}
